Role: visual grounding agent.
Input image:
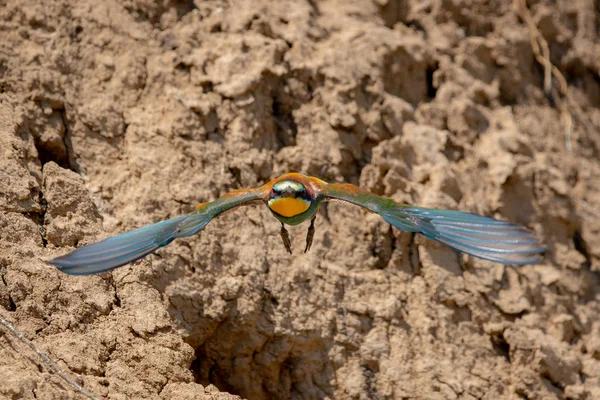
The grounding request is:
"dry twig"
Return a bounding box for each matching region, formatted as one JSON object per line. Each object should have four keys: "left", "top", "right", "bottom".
{"left": 513, "top": 0, "right": 577, "bottom": 151}
{"left": 0, "top": 315, "right": 98, "bottom": 400}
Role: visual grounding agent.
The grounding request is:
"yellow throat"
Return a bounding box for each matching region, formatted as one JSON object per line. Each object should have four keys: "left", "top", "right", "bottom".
{"left": 268, "top": 197, "right": 310, "bottom": 217}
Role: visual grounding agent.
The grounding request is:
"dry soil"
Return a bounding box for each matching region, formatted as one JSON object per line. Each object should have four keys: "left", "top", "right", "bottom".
{"left": 1, "top": 0, "right": 600, "bottom": 399}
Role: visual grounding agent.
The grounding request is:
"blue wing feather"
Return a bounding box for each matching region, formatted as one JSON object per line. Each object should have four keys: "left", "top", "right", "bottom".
{"left": 322, "top": 182, "right": 545, "bottom": 265}
{"left": 49, "top": 213, "right": 211, "bottom": 275}
{"left": 49, "top": 187, "right": 264, "bottom": 276}
{"left": 382, "top": 206, "right": 545, "bottom": 265}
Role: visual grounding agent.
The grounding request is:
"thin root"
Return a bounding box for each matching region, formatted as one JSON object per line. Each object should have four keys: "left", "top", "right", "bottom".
{"left": 513, "top": 0, "right": 578, "bottom": 152}
{"left": 0, "top": 315, "right": 98, "bottom": 400}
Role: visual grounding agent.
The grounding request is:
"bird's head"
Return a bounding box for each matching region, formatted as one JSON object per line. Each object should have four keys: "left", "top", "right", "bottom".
{"left": 267, "top": 180, "right": 313, "bottom": 217}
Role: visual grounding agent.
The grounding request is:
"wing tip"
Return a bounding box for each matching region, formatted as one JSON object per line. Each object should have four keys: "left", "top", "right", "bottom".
{"left": 48, "top": 255, "right": 101, "bottom": 276}
{"left": 48, "top": 259, "right": 88, "bottom": 276}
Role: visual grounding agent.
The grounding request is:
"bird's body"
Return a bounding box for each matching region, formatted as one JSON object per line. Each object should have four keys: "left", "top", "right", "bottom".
{"left": 49, "top": 173, "right": 546, "bottom": 275}
{"left": 266, "top": 175, "right": 319, "bottom": 224}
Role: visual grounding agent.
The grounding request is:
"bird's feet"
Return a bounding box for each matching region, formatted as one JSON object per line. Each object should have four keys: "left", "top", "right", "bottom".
{"left": 304, "top": 216, "right": 316, "bottom": 253}
{"left": 280, "top": 223, "right": 292, "bottom": 254}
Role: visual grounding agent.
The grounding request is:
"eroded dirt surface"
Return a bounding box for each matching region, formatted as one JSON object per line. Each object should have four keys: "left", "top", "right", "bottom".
{"left": 1, "top": 0, "right": 599, "bottom": 399}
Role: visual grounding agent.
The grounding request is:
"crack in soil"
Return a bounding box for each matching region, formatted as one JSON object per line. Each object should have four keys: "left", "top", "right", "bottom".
{"left": 59, "top": 108, "right": 80, "bottom": 174}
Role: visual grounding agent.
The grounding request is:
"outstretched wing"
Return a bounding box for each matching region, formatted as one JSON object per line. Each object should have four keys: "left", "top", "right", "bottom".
{"left": 320, "top": 182, "right": 546, "bottom": 265}
{"left": 49, "top": 187, "right": 268, "bottom": 275}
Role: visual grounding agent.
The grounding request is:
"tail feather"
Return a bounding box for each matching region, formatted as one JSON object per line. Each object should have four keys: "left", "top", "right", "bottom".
{"left": 382, "top": 206, "right": 545, "bottom": 265}
{"left": 49, "top": 213, "right": 211, "bottom": 276}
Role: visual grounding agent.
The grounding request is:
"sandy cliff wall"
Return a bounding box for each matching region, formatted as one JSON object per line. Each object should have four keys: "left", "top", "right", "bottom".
{"left": 1, "top": 0, "right": 599, "bottom": 399}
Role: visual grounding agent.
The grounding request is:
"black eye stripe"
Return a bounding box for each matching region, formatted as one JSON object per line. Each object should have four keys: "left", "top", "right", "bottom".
{"left": 270, "top": 180, "right": 313, "bottom": 201}
{"left": 297, "top": 188, "right": 310, "bottom": 200}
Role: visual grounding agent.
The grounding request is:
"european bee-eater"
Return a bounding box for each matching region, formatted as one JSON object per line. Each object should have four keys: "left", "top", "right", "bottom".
{"left": 49, "top": 173, "right": 546, "bottom": 275}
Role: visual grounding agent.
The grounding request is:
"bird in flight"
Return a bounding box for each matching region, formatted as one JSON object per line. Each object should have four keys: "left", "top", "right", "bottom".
{"left": 49, "top": 173, "right": 546, "bottom": 275}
